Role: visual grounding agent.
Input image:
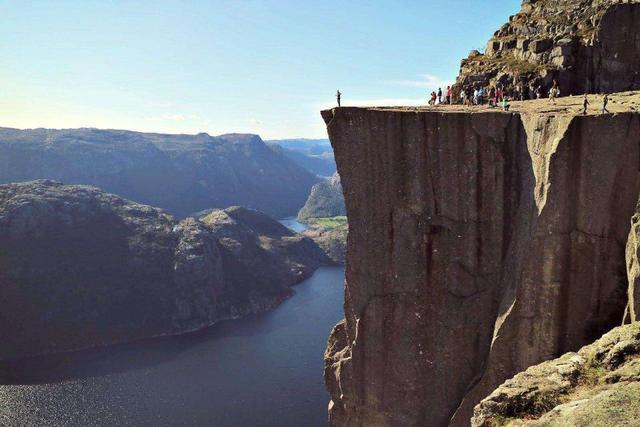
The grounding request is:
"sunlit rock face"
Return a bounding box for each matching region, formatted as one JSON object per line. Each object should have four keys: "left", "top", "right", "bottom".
{"left": 322, "top": 104, "right": 640, "bottom": 426}
{"left": 0, "top": 181, "right": 329, "bottom": 360}
{"left": 457, "top": 0, "right": 640, "bottom": 96}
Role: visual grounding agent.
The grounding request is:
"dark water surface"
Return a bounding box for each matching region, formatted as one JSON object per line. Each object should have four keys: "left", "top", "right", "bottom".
{"left": 0, "top": 266, "right": 345, "bottom": 426}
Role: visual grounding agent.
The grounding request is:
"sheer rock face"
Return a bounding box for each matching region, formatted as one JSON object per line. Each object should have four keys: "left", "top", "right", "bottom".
{"left": 0, "top": 181, "right": 329, "bottom": 360}
{"left": 0, "top": 128, "right": 319, "bottom": 218}
{"left": 321, "top": 106, "right": 640, "bottom": 426}
{"left": 457, "top": 0, "right": 640, "bottom": 95}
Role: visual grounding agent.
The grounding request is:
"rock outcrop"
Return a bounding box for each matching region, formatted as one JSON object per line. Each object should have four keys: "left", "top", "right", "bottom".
{"left": 457, "top": 0, "right": 640, "bottom": 96}
{"left": 0, "top": 128, "right": 319, "bottom": 218}
{"left": 297, "top": 173, "right": 346, "bottom": 222}
{"left": 321, "top": 94, "right": 640, "bottom": 426}
{"left": 0, "top": 181, "right": 329, "bottom": 361}
{"left": 472, "top": 322, "right": 640, "bottom": 426}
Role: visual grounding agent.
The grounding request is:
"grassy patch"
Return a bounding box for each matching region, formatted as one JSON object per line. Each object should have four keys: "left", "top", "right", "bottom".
{"left": 308, "top": 216, "right": 348, "bottom": 229}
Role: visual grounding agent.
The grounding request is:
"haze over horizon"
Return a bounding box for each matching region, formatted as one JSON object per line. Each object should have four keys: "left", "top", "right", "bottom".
{"left": 1, "top": 0, "right": 520, "bottom": 139}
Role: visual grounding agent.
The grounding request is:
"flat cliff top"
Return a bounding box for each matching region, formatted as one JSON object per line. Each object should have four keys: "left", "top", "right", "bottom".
{"left": 323, "top": 90, "right": 640, "bottom": 118}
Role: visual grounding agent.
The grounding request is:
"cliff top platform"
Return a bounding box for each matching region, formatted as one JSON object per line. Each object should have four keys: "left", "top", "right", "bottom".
{"left": 324, "top": 90, "right": 640, "bottom": 118}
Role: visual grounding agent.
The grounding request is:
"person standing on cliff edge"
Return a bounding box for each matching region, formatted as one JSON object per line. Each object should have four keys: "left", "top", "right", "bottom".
{"left": 336, "top": 90, "right": 341, "bottom": 107}
{"left": 583, "top": 94, "right": 590, "bottom": 115}
{"left": 602, "top": 94, "right": 610, "bottom": 114}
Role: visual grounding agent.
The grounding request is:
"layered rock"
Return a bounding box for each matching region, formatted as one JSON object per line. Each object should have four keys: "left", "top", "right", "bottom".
{"left": 297, "top": 172, "right": 346, "bottom": 222}
{"left": 0, "top": 181, "right": 329, "bottom": 360}
{"left": 457, "top": 0, "right": 640, "bottom": 96}
{"left": 321, "top": 96, "right": 640, "bottom": 426}
{"left": 0, "top": 128, "right": 319, "bottom": 218}
{"left": 472, "top": 322, "right": 640, "bottom": 426}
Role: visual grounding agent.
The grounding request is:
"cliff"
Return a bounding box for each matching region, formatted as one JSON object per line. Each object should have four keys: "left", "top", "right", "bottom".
{"left": 322, "top": 92, "right": 640, "bottom": 426}
{"left": 0, "top": 128, "right": 319, "bottom": 218}
{"left": 0, "top": 181, "right": 329, "bottom": 361}
{"left": 457, "top": 0, "right": 640, "bottom": 96}
{"left": 297, "top": 172, "right": 346, "bottom": 222}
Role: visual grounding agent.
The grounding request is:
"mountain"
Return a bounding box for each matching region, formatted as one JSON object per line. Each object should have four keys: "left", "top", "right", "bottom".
{"left": 0, "top": 128, "right": 319, "bottom": 218}
{"left": 0, "top": 180, "right": 330, "bottom": 360}
{"left": 297, "top": 173, "right": 346, "bottom": 221}
{"left": 267, "top": 138, "right": 336, "bottom": 177}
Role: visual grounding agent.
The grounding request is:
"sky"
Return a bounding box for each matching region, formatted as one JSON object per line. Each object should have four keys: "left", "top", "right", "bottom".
{"left": 0, "top": 0, "right": 521, "bottom": 139}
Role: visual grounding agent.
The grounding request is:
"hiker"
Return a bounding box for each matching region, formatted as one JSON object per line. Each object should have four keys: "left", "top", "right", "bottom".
{"left": 445, "top": 86, "right": 452, "bottom": 104}
{"left": 602, "top": 94, "right": 610, "bottom": 114}
{"left": 336, "top": 90, "right": 341, "bottom": 107}
{"left": 502, "top": 97, "right": 510, "bottom": 111}
{"left": 473, "top": 88, "right": 479, "bottom": 105}
{"left": 535, "top": 85, "right": 542, "bottom": 99}
{"left": 496, "top": 86, "right": 503, "bottom": 103}
{"left": 489, "top": 86, "right": 496, "bottom": 107}
{"left": 428, "top": 91, "right": 437, "bottom": 106}
{"left": 460, "top": 89, "right": 466, "bottom": 105}
{"left": 437, "top": 87, "right": 443, "bottom": 104}
{"left": 583, "top": 94, "right": 590, "bottom": 115}
{"left": 549, "top": 86, "right": 557, "bottom": 104}
{"left": 478, "top": 87, "right": 485, "bottom": 105}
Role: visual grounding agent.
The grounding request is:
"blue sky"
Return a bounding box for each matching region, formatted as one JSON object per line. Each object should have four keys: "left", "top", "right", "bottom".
{"left": 0, "top": 0, "right": 520, "bottom": 139}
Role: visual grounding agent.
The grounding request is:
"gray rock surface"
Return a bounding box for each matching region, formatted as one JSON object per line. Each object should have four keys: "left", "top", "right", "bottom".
{"left": 472, "top": 322, "right": 640, "bottom": 426}
{"left": 0, "top": 128, "right": 319, "bottom": 218}
{"left": 0, "top": 180, "right": 329, "bottom": 360}
{"left": 321, "top": 102, "right": 640, "bottom": 426}
{"left": 457, "top": 0, "right": 640, "bottom": 96}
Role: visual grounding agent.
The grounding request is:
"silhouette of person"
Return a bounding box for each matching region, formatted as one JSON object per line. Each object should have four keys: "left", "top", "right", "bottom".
{"left": 336, "top": 90, "right": 342, "bottom": 107}
{"left": 583, "top": 94, "right": 590, "bottom": 115}
{"left": 602, "top": 94, "right": 609, "bottom": 114}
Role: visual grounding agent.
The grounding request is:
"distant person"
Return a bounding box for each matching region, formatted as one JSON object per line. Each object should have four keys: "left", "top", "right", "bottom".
{"left": 583, "top": 94, "right": 590, "bottom": 115}
{"left": 473, "top": 88, "right": 479, "bottom": 105}
{"left": 445, "top": 86, "right": 452, "bottom": 104}
{"left": 502, "top": 97, "right": 510, "bottom": 111}
{"left": 437, "top": 87, "right": 443, "bottom": 104}
{"left": 535, "top": 85, "right": 542, "bottom": 99}
{"left": 478, "top": 87, "right": 485, "bottom": 105}
{"left": 336, "top": 90, "right": 342, "bottom": 107}
{"left": 602, "top": 94, "right": 610, "bottom": 114}
{"left": 460, "top": 89, "right": 466, "bottom": 105}
{"left": 549, "top": 86, "right": 557, "bottom": 104}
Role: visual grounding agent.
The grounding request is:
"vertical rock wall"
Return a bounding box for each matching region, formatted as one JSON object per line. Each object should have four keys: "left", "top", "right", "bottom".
{"left": 322, "top": 107, "right": 640, "bottom": 426}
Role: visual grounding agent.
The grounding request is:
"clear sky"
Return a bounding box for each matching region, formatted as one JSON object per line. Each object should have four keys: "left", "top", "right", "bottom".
{"left": 0, "top": 0, "right": 521, "bottom": 139}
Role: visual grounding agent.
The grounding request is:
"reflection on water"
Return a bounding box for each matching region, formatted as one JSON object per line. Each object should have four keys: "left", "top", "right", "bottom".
{"left": 279, "top": 217, "right": 309, "bottom": 233}
{"left": 0, "top": 267, "right": 345, "bottom": 427}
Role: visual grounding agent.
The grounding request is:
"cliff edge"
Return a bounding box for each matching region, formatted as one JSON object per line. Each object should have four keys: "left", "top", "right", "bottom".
{"left": 322, "top": 92, "right": 640, "bottom": 426}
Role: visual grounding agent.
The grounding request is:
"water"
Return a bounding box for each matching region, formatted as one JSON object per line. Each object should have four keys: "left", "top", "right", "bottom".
{"left": 279, "top": 217, "right": 309, "bottom": 233}
{"left": 0, "top": 267, "right": 345, "bottom": 426}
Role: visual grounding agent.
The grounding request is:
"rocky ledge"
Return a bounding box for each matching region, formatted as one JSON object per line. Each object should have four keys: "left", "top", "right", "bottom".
{"left": 472, "top": 322, "right": 640, "bottom": 426}
{"left": 322, "top": 92, "right": 640, "bottom": 426}
{"left": 0, "top": 180, "right": 329, "bottom": 361}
